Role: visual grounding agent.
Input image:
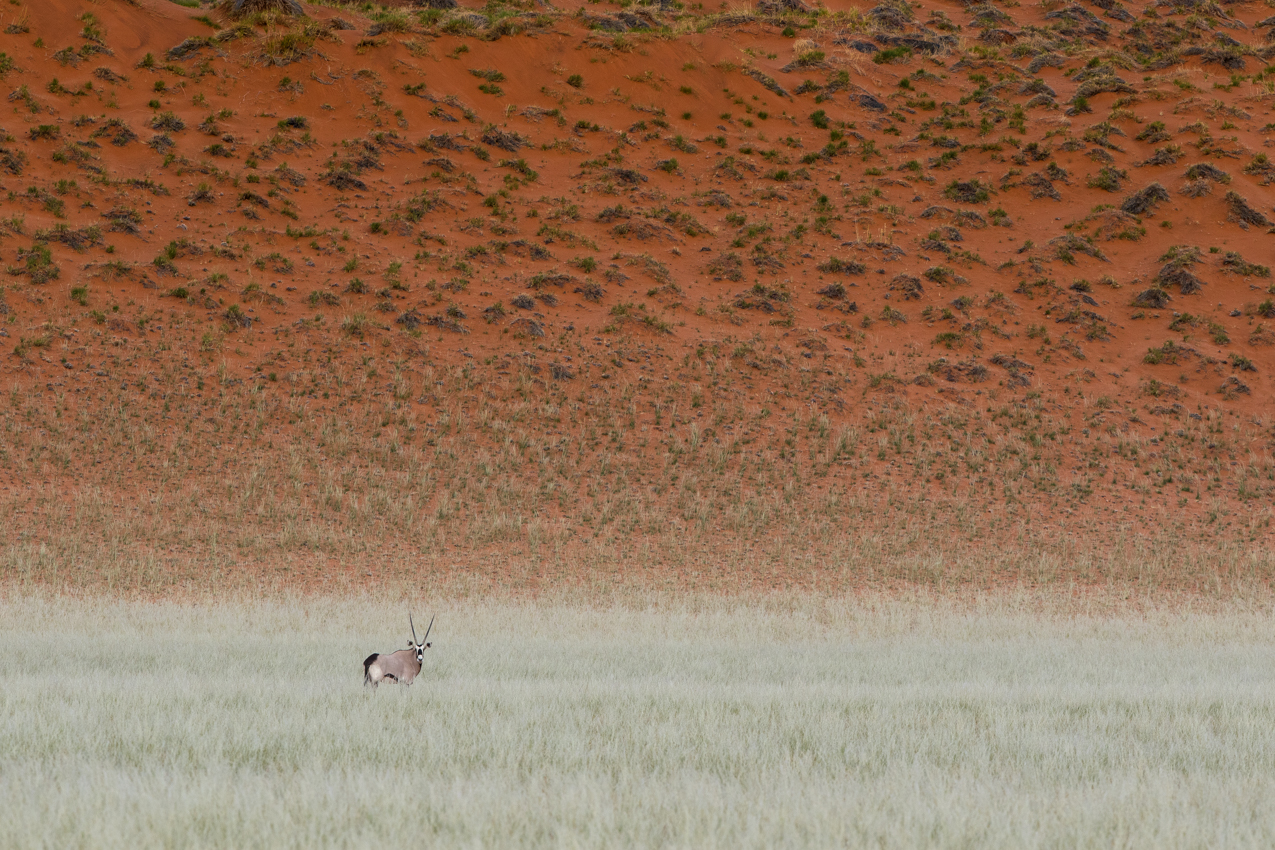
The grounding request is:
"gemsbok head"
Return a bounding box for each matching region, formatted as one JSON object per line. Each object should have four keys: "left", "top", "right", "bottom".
{"left": 363, "top": 614, "right": 432, "bottom": 690}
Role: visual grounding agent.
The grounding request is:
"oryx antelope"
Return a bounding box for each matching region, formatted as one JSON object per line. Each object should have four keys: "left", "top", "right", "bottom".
{"left": 363, "top": 614, "right": 433, "bottom": 690}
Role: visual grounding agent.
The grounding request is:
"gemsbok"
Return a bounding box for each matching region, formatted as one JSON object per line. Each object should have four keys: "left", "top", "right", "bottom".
{"left": 363, "top": 614, "right": 433, "bottom": 690}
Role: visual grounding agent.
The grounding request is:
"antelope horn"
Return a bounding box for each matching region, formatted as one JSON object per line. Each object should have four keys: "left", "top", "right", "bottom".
{"left": 422, "top": 614, "right": 434, "bottom": 643}
{"left": 410, "top": 613, "right": 419, "bottom": 645}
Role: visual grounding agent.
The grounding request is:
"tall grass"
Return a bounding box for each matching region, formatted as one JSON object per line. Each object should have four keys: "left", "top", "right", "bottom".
{"left": 3, "top": 592, "right": 1275, "bottom": 847}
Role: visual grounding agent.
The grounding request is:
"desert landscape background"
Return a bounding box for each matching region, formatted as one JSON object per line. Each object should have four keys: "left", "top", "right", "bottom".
{"left": 0, "top": 0, "right": 1271, "bottom": 593}
{"left": 4, "top": 1, "right": 1275, "bottom": 846}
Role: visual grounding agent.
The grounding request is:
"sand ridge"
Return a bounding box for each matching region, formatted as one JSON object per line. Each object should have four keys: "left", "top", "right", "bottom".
{"left": 0, "top": 0, "right": 1273, "bottom": 590}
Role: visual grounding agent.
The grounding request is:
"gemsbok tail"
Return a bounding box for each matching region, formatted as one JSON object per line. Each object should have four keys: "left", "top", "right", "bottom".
{"left": 362, "top": 653, "right": 378, "bottom": 685}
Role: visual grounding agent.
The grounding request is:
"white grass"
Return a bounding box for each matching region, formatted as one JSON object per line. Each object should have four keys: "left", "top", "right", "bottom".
{"left": 3, "top": 592, "right": 1275, "bottom": 848}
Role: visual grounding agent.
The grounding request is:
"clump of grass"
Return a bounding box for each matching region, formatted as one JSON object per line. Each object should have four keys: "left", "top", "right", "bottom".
{"left": 943, "top": 179, "right": 991, "bottom": 204}
{"left": 186, "top": 183, "right": 214, "bottom": 206}
{"left": 150, "top": 112, "right": 185, "bottom": 132}
{"left": 1087, "top": 166, "right": 1126, "bottom": 192}
{"left": 224, "top": 303, "right": 251, "bottom": 328}
{"left": 227, "top": 0, "right": 303, "bottom": 20}
{"left": 34, "top": 224, "right": 102, "bottom": 253}
{"left": 258, "top": 25, "right": 319, "bottom": 65}
{"left": 1133, "top": 287, "right": 1170, "bottom": 308}
{"left": 817, "top": 258, "right": 867, "bottom": 275}
{"left": 7, "top": 243, "right": 58, "bottom": 283}
{"left": 1220, "top": 252, "right": 1270, "bottom": 278}
{"left": 1120, "top": 183, "right": 1168, "bottom": 216}
{"left": 1143, "top": 340, "right": 1182, "bottom": 365}
{"left": 1224, "top": 191, "right": 1270, "bottom": 229}
{"left": 341, "top": 312, "right": 371, "bottom": 337}
{"left": 873, "top": 45, "right": 912, "bottom": 65}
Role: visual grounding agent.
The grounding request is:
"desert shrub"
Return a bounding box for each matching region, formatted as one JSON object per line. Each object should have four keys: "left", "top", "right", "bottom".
{"left": 1120, "top": 183, "right": 1168, "bottom": 215}
{"left": 1224, "top": 191, "right": 1270, "bottom": 229}
{"left": 150, "top": 112, "right": 185, "bottom": 132}
{"left": 1220, "top": 252, "right": 1270, "bottom": 278}
{"left": 943, "top": 180, "right": 992, "bottom": 204}
{"left": 34, "top": 224, "right": 102, "bottom": 252}
{"left": 227, "top": 0, "right": 303, "bottom": 18}
{"left": 1087, "top": 167, "right": 1126, "bottom": 192}
{"left": 7, "top": 243, "right": 58, "bottom": 283}
{"left": 817, "top": 258, "right": 866, "bottom": 275}
{"left": 1135, "top": 121, "right": 1170, "bottom": 143}
{"left": 1185, "top": 163, "right": 1229, "bottom": 183}
{"left": 1133, "top": 287, "right": 1170, "bottom": 308}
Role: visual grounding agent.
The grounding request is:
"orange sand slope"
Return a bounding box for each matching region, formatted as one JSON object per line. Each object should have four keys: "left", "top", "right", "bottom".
{"left": 1, "top": 0, "right": 1273, "bottom": 589}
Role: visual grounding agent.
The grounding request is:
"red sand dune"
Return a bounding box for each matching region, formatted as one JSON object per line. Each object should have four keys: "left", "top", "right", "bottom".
{"left": 1, "top": 0, "right": 1273, "bottom": 589}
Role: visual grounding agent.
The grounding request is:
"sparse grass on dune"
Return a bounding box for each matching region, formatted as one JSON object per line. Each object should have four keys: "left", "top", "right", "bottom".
{"left": 3, "top": 592, "right": 1275, "bottom": 848}
{"left": 2, "top": 370, "right": 1273, "bottom": 594}
{"left": 6, "top": 0, "right": 1275, "bottom": 588}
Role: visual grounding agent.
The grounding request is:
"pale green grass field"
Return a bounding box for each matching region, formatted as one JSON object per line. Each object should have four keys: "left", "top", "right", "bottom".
{"left": 2, "top": 592, "right": 1275, "bottom": 848}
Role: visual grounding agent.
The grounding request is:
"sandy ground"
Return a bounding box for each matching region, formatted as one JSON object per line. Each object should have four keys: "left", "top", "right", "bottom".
{"left": 0, "top": 0, "right": 1273, "bottom": 588}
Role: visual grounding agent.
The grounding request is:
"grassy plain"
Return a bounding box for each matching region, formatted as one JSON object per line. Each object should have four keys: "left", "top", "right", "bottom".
{"left": 3, "top": 592, "right": 1275, "bottom": 848}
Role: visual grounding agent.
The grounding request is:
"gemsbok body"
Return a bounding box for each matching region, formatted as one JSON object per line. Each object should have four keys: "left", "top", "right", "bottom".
{"left": 363, "top": 614, "right": 433, "bottom": 690}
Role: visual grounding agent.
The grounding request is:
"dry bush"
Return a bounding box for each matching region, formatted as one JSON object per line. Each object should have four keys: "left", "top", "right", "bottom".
{"left": 225, "top": 0, "right": 303, "bottom": 17}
